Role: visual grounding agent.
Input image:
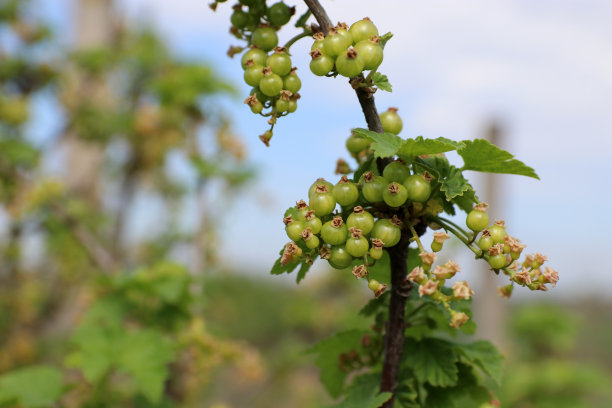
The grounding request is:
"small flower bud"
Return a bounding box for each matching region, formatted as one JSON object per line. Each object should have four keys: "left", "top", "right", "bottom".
{"left": 419, "top": 252, "right": 437, "bottom": 266}
{"left": 368, "top": 279, "right": 387, "bottom": 298}
{"left": 543, "top": 267, "right": 559, "bottom": 286}
{"left": 532, "top": 253, "right": 547, "bottom": 268}
{"left": 513, "top": 268, "right": 532, "bottom": 285}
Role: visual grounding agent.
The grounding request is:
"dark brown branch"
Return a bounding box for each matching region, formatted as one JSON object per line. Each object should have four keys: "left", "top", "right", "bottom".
{"left": 303, "top": 2, "right": 410, "bottom": 407}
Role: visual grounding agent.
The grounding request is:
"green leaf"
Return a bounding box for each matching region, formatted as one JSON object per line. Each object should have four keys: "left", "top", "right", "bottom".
{"left": 371, "top": 72, "right": 392, "bottom": 92}
{"left": 398, "top": 136, "right": 460, "bottom": 158}
{"left": 403, "top": 338, "right": 458, "bottom": 387}
{"left": 311, "top": 330, "right": 368, "bottom": 398}
{"left": 379, "top": 32, "right": 393, "bottom": 48}
{"left": 0, "top": 365, "right": 64, "bottom": 408}
{"left": 353, "top": 128, "right": 402, "bottom": 159}
{"left": 458, "top": 139, "right": 539, "bottom": 179}
{"left": 439, "top": 166, "right": 473, "bottom": 200}
{"left": 117, "top": 330, "right": 176, "bottom": 403}
{"left": 455, "top": 340, "right": 504, "bottom": 385}
{"left": 295, "top": 10, "right": 311, "bottom": 28}
{"left": 359, "top": 293, "right": 388, "bottom": 317}
{"left": 295, "top": 261, "right": 311, "bottom": 283}
{"left": 354, "top": 156, "right": 377, "bottom": 181}
{"left": 328, "top": 373, "right": 392, "bottom": 408}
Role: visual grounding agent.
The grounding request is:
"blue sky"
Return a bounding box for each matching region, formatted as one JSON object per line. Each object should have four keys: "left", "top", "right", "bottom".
{"left": 33, "top": 0, "right": 612, "bottom": 297}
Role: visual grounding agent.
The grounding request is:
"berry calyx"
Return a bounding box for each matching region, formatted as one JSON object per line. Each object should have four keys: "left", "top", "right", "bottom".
{"left": 369, "top": 238, "right": 384, "bottom": 260}
{"left": 367, "top": 278, "right": 387, "bottom": 298}
{"left": 244, "top": 94, "right": 263, "bottom": 114}
{"left": 308, "top": 178, "right": 334, "bottom": 197}
{"left": 311, "top": 32, "right": 326, "bottom": 52}
{"left": 301, "top": 228, "right": 320, "bottom": 249}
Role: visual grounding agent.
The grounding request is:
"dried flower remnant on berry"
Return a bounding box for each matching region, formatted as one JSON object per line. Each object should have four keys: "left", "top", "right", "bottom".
{"left": 352, "top": 265, "right": 367, "bottom": 279}
{"left": 474, "top": 202, "right": 489, "bottom": 212}
{"left": 349, "top": 226, "right": 362, "bottom": 238}
{"left": 281, "top": 242, "right": 301, "bottom": 266}
{"left": 418, "top": 279, "right": 438, "bottom": 297}
{"left": 283, "top": 215, "right": 294, "bottom": 225}
{"left": 319, "top": 246, "right": 331, "bottom": 260}
{"left": 543, "top": 267, "right": 559, "bottom": 286}
{"left": 406, "top": 266, "right": 425, "bottom": 283}
{"left": 433, "top": 231, "right": 450, "bottom": 244}
{"left": 335, "top": 158, "right": 351, "bottom": 174}
{"left": 301, "top": 228, "right": 313, "bottom": 240}
{"left": 497, "top": 284, "right": 514, "bottom": 299}
{"left": 296, "top": 200, "right": 308, "bottom": 210}
{"left": 513, "top": 268, "right": 532, "bottom": 285}
{"left": 371, "top": 238, "right": 383, "bottom": 249}
{"left": 450, "top": 311, "right": 469, "bottom": 328}
{"left": 488, "top": 243, "right": 504, "bottom": 256}
{"left": 419, "top": 252, "right": 437, "bottom": 266}
{"left": 331, "top": 216, "right": 344, "bottom": 228}
{"left": 452, "top": 281, "right": 474, "bottom": 300}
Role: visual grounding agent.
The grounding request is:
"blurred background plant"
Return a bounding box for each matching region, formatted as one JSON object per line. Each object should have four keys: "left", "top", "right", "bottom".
{"left": 0, "top": 0, "right": 611, "bottom": 407}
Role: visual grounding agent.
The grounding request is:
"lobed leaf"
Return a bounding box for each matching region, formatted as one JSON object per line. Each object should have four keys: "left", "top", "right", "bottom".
{"left": 371, "top": 72, "right": 392, "bottom": 92}
{"left": 328, "top": 373, "right": 392, "bottom": 408}
{"left": 398, "top": 136, "right": 460, "bottom": 158}
{"left": 403, "top": 338, "right": 458, "bottom": 387}
{"left": 454, "top": 340, "right": 504, "bottom": 385}
{"left": 353, "top": 128, "right": 402, "bottom": 159}
{"left": 0, "top": 365, "right": 63, "bottom": 408}
{"left": 458, "top": 139, "right": 539, "bottom": 179}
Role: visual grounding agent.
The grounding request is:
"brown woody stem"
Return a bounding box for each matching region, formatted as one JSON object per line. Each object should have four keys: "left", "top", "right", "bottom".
{"left": 303, "top": 1, "right": 410, "bottom": 406}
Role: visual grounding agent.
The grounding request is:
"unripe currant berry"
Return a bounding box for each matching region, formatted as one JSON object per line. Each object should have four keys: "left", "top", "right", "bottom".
{"left": 251, "top": 26, "right": 278, "bottom": 51}
{"left": 304, "top": 210, "right": 322, "bottom": 234}
{"left": 369, "top": 244, "right": 383, "bottom": 260}
{"left": 287, "top": 98, "right": 297, "bottom": 113}
{"left": 488, "top": 254, "right": 507, "bottom": 269}
{"left": 283, "top": 215, "right": 304, "bottom": 242}
{"left": 309, "top": 49, "right": 334, "bottom": 76}
{"left": 275, "top": 90, "right": 293, "bottom": 113}
{"left": 335, "top": 48, "right": 365, "bottom": 78}
{"left": 346, "top": 206, "right": 374, "bottom": 235}
{"left": 335, "top": 22, "right": 353, "bottom": 48}
{"left": 283, "top": 67, "right": 301, "bottom": 93}
{"left": 360, "top": 171, "right": 386, "bottom": 203}
{"left": 259, "top": 67, "right": 283, "bottom": 97}
{"left": 367, "top": 278, "right": 387, "bottom": 298}
{"left": 345, "top": 133, "right": 371, "bottom": 154}
{"left": 267, "top": 46, "right": 292, "bottom": 76}
{"left": 332, "top": 176, "right": 359, "bottom": 207}
{"left": 308, "top": 178, "right": 334, "bottom": 197}
{"left": 295, "top": 199, "right": 309, "bottom": 220}
{"left": 266, "top": 1, "right": 293, "bottom": 27}
{"left": 328, "top": 245, "right": 353, "bottom": 269}
{"left": 241, "top": 47, "right": 268, "bottom": 69}
{"left": 477, "top": 234, "right": 493, "bottom": 251}
{"left": 431, "top": 241, "right": 443, "bottom": 252}
{"left": 243, "top": 60, "right": 264, "bottom": 87}
{"left": 231, "top": 7, "right": 253, "bottom": 29}
{"left": 404, "top": 174, "right": 432, "bottom": 203}
{"left": 466, "top": 203, "right": 489, "bottom": 232}
{"left": 380, "top": 107, "right": 403, "bottom": 135}
{"left": 353, "top": 36, "right": 383, "bottom": 70}
{"left": 301, "top": 228, "right": 320, "bottom": 250}
{"left": 321, "top": 216, "right": 348, "bottom": 246}
{"left": 346, "top": 227, "right": 369, "bottom": 257}
{"left": 244, "top": 95, "right": 263, "bottom": 114}
{"left": 311, "top": 32, "right": 326, "bottom": 53}
{"left": 309, "top": 185, "right": 337, "bottom": 216}
{"left": 349, "top": 18, "right": 379, "bottom": 44}
{"left": 323, "top": 27, "right": 352, "bottom": 57}
{"left": 487, "top": 224, "right": 507, "bottom": 244}
{"left": 382, "top": 161, "right": 410, "bottom": 183}
{"left": 371, "top": 217, "right": 402, "bottom": 247}
{"left": 383, "top": 182, "right": 408, "bottom": 208}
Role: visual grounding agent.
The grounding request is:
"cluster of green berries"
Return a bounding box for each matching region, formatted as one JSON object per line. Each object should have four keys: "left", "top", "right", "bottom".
{"left": 465, "top": 203, "right": 559, "bottom": 293}
{"left": 213, "top": 0, "right": 298, "bottom": 145}
{"left": 309, "top": 18, "right": 383, "bottom": 78}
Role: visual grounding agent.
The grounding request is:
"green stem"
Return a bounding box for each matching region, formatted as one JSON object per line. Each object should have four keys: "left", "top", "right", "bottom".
{"left": 283, "top": 29, "right": 312, "bottom": 51}
{"left": 408, "top": 224, "right": 425, "bottom": 253}
{"left": 436, "top": 216, "right": 471, "bottom": 239}
{"left": 434, "top": 218, "right": 482, "bottom": 257}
